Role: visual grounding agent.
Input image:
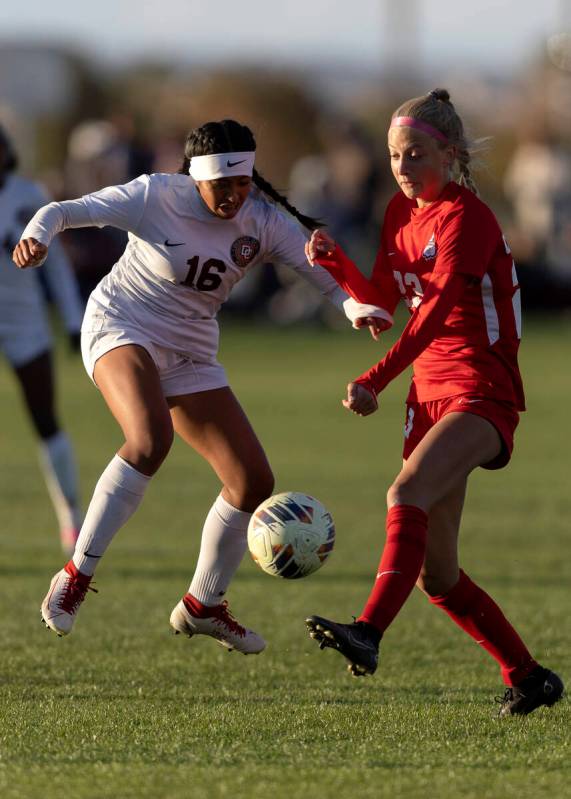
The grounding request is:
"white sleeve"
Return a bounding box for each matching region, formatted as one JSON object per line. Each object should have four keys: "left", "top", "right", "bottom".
{"left": 20, "top": 175, "right": 150, "bottom": 264}
{"left": 265, "top": 208, "right": 393, "bottom": 327}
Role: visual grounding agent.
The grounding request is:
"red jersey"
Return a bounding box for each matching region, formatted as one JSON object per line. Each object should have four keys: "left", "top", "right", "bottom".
{"left": 318, "top": 182, "right": 525, "bottom": 410}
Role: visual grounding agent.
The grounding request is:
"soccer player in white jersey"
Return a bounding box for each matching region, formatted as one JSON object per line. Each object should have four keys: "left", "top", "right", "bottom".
{"left": 14, "top": 119, "right": 391, "bottom": 654}
{"left": 0, "top": 125, "right": 84, "bottom": 554}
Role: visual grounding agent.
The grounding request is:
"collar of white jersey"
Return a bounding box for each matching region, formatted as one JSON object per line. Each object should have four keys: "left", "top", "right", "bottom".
{"left": 189, "top": 152, "right": 255, "bottom": 181}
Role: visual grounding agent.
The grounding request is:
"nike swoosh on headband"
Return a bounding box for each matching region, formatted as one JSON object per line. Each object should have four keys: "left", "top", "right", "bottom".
{"left": 164, "top": 239, "right": 185, "bottom": 247}
{"left": 227, "top": 159, "right": 246, "bottom": 168}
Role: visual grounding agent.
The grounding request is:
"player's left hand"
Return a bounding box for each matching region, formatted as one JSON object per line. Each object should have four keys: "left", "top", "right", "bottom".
{"left": 342, "top": 382, "right": 378, "bottom": 416}
{"left": 354, "top": 316, "right": 391, "bottom": 341}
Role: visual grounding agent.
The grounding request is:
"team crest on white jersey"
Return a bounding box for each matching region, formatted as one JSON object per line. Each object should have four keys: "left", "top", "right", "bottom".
{"left": 422, "top": 233, "right": 436, "bottom": 260}
{"left": 231, "top": 236, "right": 260, "bottom": 267}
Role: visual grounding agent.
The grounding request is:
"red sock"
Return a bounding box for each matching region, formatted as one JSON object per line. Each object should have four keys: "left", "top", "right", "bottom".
{"left": 64, "top": 559, "right": 91, "bottom": 584}
{"left": 358, "top": 504, "right": 428, "bottom": 634}
{"left": 429, "top": 570, "right": 538, "bottom": 685}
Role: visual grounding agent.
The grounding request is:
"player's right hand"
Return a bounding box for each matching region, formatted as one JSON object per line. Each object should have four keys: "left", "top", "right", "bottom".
{"left": 12, "top": 237, "right": 48, "bottom": 268}
{"left": 342, "top": 381, "right": 378, "bottom": 416}
{"left": 305, "top": 229, "right": 336, "bottom": 265}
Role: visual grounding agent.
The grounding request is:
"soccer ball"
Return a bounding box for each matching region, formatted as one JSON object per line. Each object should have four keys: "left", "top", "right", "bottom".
{"left": 247, "top": 491, "right": 335, "bottom": 579}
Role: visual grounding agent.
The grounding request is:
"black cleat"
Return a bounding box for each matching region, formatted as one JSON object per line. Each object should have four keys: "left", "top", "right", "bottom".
{"left": 497, "top": 666, "right": 564, "bottom": 717}
{"left": 305, "top": 614, "right": 380, "bottom": 676}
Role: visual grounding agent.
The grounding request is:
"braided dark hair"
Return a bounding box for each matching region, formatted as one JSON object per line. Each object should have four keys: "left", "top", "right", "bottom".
{"left": 394, "top": 89, "right": 480, "bottom": 195}
{"left": 178, "top": 119, "right": 321, "bottom": 230}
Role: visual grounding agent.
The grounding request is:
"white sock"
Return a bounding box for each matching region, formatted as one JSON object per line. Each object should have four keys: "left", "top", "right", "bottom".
{"left": 72, "top": 454, "right": 150, "bottom": 576}
{"left": 38, "top": 431, "right": 82, "bottom": 532}
{"left": 188, "top": 494, "right": 251, "bottom": 606}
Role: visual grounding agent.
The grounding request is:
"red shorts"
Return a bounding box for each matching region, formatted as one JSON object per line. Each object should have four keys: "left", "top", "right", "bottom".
{"left": 402, "top": 395, "right": 520, "bottom": 470}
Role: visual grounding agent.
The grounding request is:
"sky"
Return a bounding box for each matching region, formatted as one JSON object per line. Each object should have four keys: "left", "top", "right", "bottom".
{"left": 0, "top": 0, "right": 566, "bottom": 75}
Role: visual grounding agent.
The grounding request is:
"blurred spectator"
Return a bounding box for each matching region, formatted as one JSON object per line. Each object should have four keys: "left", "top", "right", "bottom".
{"left": 271, "top": 117, "right": 384, "bottom": 325}
{"left": 504, "top": 131, "right": 571, "bottom": 307}
{"left": 291, "top": 117, "right": 382, "bottom": 254}
{"left": 65, "top": 119, "right": 128, "bottom": 197}
{"left": 60, "top": 116, "right": 155, "bottom": 301}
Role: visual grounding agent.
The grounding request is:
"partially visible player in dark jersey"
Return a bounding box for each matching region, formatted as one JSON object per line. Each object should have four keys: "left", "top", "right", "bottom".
{"left": 304, "top": 89, "right": 563, "bottom": 717}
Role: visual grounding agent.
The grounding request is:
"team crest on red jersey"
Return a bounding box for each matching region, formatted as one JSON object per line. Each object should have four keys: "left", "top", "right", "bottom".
{"left": 422, "top": 233, "right": 436, "bottom": 260}
{"left": 230, "top": 236, "right": 260, "bottom": 268}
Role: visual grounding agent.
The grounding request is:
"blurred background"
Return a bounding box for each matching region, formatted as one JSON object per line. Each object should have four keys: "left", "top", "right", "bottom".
{"left": 3, "top": 7, "right": 571, "bottom": 796}
{"left": 2, "top": 0, "right": 571, "bottom": 315}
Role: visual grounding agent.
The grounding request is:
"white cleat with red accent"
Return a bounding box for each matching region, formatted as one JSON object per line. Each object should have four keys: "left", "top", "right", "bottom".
{"left": 170, "top": 594, "right": 266, "bottom": 654}
{"left": 41, "top": 561, "right": 95, "bottom": 636}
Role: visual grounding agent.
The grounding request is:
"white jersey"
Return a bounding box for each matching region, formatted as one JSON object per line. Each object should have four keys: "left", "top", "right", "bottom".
{"left": 1, "top": 174, "right": 83, "bottom": 337}
{"left": 22, "top": 173, "right": 383, "bottom": 363}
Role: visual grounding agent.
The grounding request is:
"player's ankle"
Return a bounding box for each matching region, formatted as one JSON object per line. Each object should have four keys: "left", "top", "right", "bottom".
{"left": 356, "top": 617, "right": 383, "bottom": 645}
{"left": 183, "top": 592, "right": 218, "bottom": 618}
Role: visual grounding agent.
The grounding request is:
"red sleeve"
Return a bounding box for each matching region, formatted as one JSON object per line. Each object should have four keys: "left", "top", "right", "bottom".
{"left": 354, "top": 272, "right": 470, "bottom": 395}
{"left": 433, "top": 202, "right": 498, "bottom": 279}
{"left": 314, "top": 245, "right": 385, "bottom": 306}
{"left": 369, "top": 241, "right": 402, "bottom": 314}
{"left": 314, "top": 244, "right": 400, "bottom": 313}
{"left": 370, "top": 216, "right": 402, "bottom": 312}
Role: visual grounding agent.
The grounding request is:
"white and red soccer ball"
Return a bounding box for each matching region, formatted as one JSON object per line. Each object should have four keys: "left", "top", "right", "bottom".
{"left": 247, "top": 491, "right": 335, "bottom": 579}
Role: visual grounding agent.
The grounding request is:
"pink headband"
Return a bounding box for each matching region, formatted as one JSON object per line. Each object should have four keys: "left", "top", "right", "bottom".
{"left": 390, "top": 116, "right": 449, "bottom": 144}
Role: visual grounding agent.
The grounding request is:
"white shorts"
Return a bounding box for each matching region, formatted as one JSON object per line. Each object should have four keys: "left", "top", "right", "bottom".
{"left": 81, "top": 326, "right": 229, "bottom": 397}
{"left": 0, "top": 316, "right": 52, "bottom": 368}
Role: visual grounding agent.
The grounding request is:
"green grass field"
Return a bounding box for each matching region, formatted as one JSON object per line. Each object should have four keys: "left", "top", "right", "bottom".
{"left": 0, "top": 314, "right": 569, "bottom": 799}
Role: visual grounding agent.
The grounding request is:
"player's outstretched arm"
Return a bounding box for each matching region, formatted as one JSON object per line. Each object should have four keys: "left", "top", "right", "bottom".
{"left": 306, "top": 229, "right": 394, "bottom": 339}
{"left": 354, "top": 272, "right": 470, "bottom": 397}
{"left": 12, "top": 237, "right": 48, "bottom": 268}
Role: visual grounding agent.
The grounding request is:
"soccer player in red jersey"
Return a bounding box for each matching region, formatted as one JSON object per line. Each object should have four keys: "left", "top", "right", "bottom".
{"left": 305, "top": 89, "right": 564, "bottom": 717}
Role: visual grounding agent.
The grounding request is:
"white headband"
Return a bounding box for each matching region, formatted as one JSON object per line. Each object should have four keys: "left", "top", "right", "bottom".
{"left": 189, "top": 151, "right": 255, "bottom": 181}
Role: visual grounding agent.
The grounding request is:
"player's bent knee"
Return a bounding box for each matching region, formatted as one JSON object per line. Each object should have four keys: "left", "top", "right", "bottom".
{"left": 125, "top": 425, "right": 174, "bottom": 473}
{"left": 227, "top": 469, "right": 275, "bottom": 512}
{"left": 254, "top": 471, "right": 275, "bottom": 504}
{"left": 386, "top": 478, "right": 421, "bottom": 509}
{"left": 245, "top": 471, "right": 275, "bottom": 509}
